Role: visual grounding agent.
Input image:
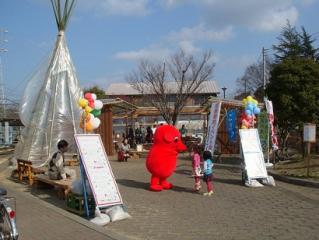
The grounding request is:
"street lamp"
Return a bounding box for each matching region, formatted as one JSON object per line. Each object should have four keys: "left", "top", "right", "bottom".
{"left": 221, "top": 87, "right": 227, "bottom": 99}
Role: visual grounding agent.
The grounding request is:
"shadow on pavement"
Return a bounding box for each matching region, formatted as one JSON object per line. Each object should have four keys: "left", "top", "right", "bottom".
{"left": 117, "top": 179, "right": 149, "bottom": 190}
{"left": 175, "top": 169, "right": 192, "bottom": 175}
{"left": 117, "top": 179, "right": 195, "bottom": 193}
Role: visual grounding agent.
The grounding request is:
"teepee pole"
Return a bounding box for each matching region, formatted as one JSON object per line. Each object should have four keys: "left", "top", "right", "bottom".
{"left": 66, "top": 67, "right": 77, "bottom": 134}
{"left": 48, "top": 68, "right": 60, "bottom": 160}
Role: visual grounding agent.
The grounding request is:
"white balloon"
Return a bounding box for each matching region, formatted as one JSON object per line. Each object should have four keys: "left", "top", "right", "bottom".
{"left": 91, "top": 117, "right": 101, "bottom": 129}
{"left": 94, "top": 100, "right": 103, "bottom": 110}
{"left": 91, "top": 93, "right": 97, "bottom": 100}
{"left": 89, "top": 113, "right": 94, "bottom": 124}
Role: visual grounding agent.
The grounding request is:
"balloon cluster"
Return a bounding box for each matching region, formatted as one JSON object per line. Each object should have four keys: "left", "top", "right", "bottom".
{"left": 240, "top": 96, "right": 261, "bottom": 129}
{"left": 78, "top": 93, "right": 103, "bottom": 132}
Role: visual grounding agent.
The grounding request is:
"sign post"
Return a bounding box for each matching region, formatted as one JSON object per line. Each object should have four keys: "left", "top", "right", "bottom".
{"left": 303, "top": 123, "right": 316, "bottom": 177}
{"left": 79, "top": 158, "right": 90, "bottom": 218}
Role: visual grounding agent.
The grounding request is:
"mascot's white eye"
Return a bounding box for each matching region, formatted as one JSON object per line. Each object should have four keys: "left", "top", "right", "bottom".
{"left": 174, "top": 137, "right": 178, "bottom": 143}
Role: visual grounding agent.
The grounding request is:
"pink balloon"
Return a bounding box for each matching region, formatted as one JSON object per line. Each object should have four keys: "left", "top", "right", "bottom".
{"left": 246, "top": 115, "right": 253, "bottom": 120}
{"left": 84, "top": 93, "right": 92, "bottom": 100}
{"left": 242, "top": 119, "right": 249, "bottom": 125}
{"left": 88, "top": 101, "right": 95, "bottom": 108}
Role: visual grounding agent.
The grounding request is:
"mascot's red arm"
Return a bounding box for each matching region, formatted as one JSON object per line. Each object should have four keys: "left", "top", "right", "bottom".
{"left": 146, "top": 125, "right": 186, "bottom": 191}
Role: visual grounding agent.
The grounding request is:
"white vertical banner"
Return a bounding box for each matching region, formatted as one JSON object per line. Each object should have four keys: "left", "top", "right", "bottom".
{"left": 264, "top": 99, "right": 279, "bottom": 150}
{"left": 265, "top": 99, "right": 274, "bottom": 115}
{"left": 205, "top": 101, "right": 221, "bottom": 152}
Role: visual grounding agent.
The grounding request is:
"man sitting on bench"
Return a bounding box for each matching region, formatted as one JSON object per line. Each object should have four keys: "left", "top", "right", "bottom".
{"left": 48, "top": 140, "right": 76, "bottom": 180}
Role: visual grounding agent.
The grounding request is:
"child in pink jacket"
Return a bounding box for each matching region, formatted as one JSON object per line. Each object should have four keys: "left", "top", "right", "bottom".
{"left": 191, "top": 145, "right": 202, "bottom": 191}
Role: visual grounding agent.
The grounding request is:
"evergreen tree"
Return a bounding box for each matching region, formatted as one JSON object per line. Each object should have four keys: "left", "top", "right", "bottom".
{"left": 266, "top": 58, "right": 319, "bottom": 144}
{"left": 84, "top": 86, "right": 107, "bottom": 99}
{"left": 300, "top": 26, "right": 319, "bottom": 61}
{"left": 273, "top": 21, "right": 303, "bottom": 62}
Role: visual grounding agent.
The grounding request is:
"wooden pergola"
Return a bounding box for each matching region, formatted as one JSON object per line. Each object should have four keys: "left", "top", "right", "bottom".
{"left": 96, "top": 98, "right": 137, "bottom": 155}
{"left": 202, "top": 97, "right": 264, "bottom": 155}
{"left": 96, "top": 96, "right": 262, "bottom": 156}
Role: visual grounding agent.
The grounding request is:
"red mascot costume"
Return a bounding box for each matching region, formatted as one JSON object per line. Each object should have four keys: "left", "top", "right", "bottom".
{"left": 146, "top": 125, "right": 186, "bottom": 191}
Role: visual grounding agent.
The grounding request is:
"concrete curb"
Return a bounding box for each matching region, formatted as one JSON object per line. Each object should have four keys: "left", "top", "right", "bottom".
{"left": 215, "top": 163, "right": 319, "bottom": 189}
{"left": 267, "top": 170, "right": 319, "bottom": 189}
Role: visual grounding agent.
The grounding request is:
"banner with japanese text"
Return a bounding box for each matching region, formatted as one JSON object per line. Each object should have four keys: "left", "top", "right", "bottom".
{"left": 226, "top": 109, "right": 237, "bottom": 143}
{"left": 205, "top": 101, "right": 221, "bottom": 152}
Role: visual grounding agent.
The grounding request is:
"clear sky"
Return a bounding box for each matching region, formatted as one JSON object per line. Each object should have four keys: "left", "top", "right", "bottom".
{"left": 1, "top": 0, "right": 318, "bottom": 101}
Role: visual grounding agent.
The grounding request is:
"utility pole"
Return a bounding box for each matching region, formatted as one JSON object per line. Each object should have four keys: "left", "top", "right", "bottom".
{"left": 262, "top": 47, "right": 268, "bottom": 96}
{"left": 262, "top": 47, "right": 273, "bottom": 167}
{"left": 0, "top": 29, "right": 8, "bottom": 119}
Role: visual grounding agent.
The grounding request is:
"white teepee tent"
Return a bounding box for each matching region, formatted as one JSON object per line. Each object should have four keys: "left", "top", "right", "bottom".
{"left": 15, "top": 0, "right": 82, "bottom": 166}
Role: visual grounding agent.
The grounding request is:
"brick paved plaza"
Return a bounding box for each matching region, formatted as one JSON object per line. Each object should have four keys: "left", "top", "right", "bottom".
{"left": 1, "top": 154, "right": 319, "bottom": 240}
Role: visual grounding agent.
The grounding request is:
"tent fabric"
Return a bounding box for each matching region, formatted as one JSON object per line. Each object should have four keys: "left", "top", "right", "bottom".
{"left": 15, "top": 31, "right": 82, "bottom": 166}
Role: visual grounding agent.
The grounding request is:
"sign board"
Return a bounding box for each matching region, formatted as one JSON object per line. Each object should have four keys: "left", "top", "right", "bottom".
{"left": 205, "top": 101, "right": 221, "bottom": 152}
{"left": 75, "top": 134, "right": 123, "bottom": 207}
{"left": 303, "top": 124, "right": 316, "bottom": 143}
{"left": 239, "top": 129, "right": 268, "bottom": 179}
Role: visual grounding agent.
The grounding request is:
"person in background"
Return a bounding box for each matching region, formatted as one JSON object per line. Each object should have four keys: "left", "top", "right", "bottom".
{"left": 151, "top": 124, "right": 157, "bottom": 135}
{"left": 128, "top": 127, "right": 135, "bottom": 148}
{"left": 118, "top": 138, "right": 131, "bottom": 162}
{"left": 141, "top": 125, "right": 146, "bottom": 144}
{"left": 135, "top": 126, "right": 143, "bottom": 144}
{"left": 48, "top": 140, "right": 76, "bottom": 180}
{"left": 202, "top": 150, "right": 214, "bottom": 196}
{"left": 145, "top": 126, "right": 153, "bottom": 143}
{"left": 179, "top": 124, "right": 187, "bottom": 138}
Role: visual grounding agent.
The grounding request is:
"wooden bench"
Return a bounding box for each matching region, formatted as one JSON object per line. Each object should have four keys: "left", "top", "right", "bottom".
{"left": 128, "top": 150, "right": 149, "bottom": 160}
{"left": 65, "top": 159, "right": 78, "bottom": 166}
{"left": 17, "top": 159, "right": 46, "bottom": 185}
{"left": 33, "top": 174, "right": 72, "bottom": 199}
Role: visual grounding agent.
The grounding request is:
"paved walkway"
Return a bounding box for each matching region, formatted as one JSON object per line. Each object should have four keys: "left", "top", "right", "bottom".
{"left": 1, "top": 153, "right": 319, "bottom": 240}
{"left": 108, "top": 155, "right": 319, "bottom": 240}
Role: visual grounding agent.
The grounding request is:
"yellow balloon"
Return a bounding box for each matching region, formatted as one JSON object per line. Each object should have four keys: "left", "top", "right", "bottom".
{"left": 247, "top": 96, "right": 253, "bottom": 102}
{"left": 241, "top": 125, "right": 247, "bottom": 129}
{"left": 85, "top": 106, "right": 92, "bottom": 113}
{"left": 78, "top": 98, "right": 88, "bottom": 108}
{"left": 253, "top": 99, "right": 258, "bottom": 105}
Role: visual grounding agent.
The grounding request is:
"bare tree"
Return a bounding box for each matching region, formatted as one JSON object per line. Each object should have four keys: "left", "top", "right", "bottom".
{"left": 127, "top": 49, "right": 215, "bottom": 125}
{"left": 235, "top": 57, "right": 272, "bottom": 100}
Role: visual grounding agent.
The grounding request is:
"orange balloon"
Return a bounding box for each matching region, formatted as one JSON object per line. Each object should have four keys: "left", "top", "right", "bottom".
{"left": 85, "top": 113, "right": 91, "bottom": 122}
{"left": 86, "top": 122, "right": 93, "bottom": 132}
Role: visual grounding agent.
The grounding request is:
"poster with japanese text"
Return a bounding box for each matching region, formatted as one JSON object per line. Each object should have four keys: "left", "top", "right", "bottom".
{"left": 75, "top": 134, "right": 123, "bottom": 207}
